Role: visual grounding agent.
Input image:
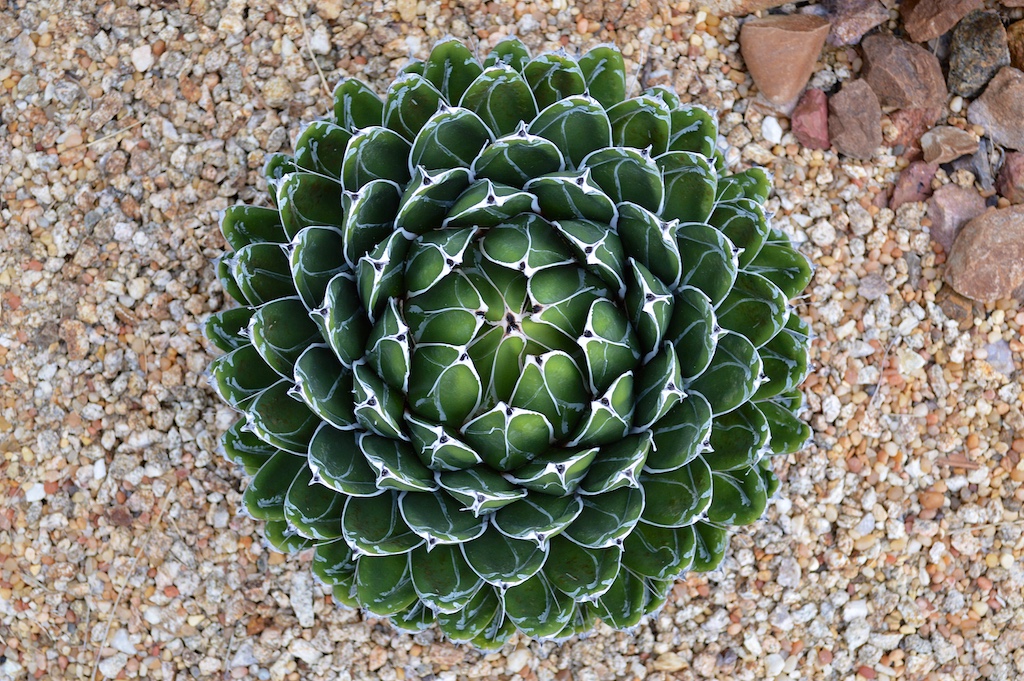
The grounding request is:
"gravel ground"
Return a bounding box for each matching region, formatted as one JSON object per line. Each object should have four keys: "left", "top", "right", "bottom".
{"left": 2, "top": 0, "right": 1024, "bottom": 679}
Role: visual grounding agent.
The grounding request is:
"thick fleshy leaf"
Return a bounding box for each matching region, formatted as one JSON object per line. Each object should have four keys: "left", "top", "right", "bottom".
{"left": 222, "top": 205, "right": 287, "bottom": 250}
{"left": 687, "top": 331, "right": 763, "bottom": 416}
{"left": 528, "top": 266, "right": 608, "bottom": 339}
{"left": 709, "top": 466, "right": 768, "bottom": 525}
{"left": 343, "top": 492, "right": 424, "bottom": 556}
{"left": 263, "top": 153, "right": 299, "bottom": 189}
{"left": 437, "top": 585, "right": 501, "bottom": 642}
{"left": 553, "top": 218, "right": 627, "bottom": 296}
{"left": 358, "top": 433, "right": 437, "bottom": 493}
{"left": 578, "top": 298, "right": 639, "bottom": 393}
{"left": 691, "top": 521, "right": 730, "bottom": 572}
{"left": 307, "top": 423, "right": 380, "bottom": 497}
{"left": 675, "top": 223, "right": 739, "bottom": 307}
{"left": 578, "top": 432, "right": 651, "bottom": 495}
{"left": 472, "top": 124, "right": 565, "bottom": 187}
{"left": 470, "top": 329, "right": 529, "bottom": 407}
{"left": 312, "top": 537, "right": 357, "bottom": 586}
{"left": 222, "top": 418, "right": 277, "bottom": 473}
{"left": 405, "top": 271, "right": 485, "bottom": 345}
{"left": 404, "top": 227, "right": 478, "bottom": 296}
{"left": 404, "top": 413, "right": 482, "bottom": 471}
{"left": 717, "top": 166, "right": 772, "bottom": 204}
{"left": 409, "top": 344, "right": 482, "bottom": 427}
{"left": 276, "top": 172, "right": 344, "bottom": 240}
{"left": 356, "top": 553, "right": 418, "bottom": 615}
{"left": 459, "top": 64, "right": 538, "bottom": 137}
{"left": 492, "top": 494, "right": 583, "bottom": 544}
{"left": 473, "top": 610, "right": 517, "bottom": 650}
{"left": 503, "top": 572, "right": 576, "bottom": 638}
{"left": 616, "top": 202, "right": 682, "bottom": 288}
{"left": 567, "top": 372, "right": 634, "bottom": 447}
{"left": 646, "top": 393, "right": 713, "bottom": 472}
{"left": 216, "top": 254, "right": 247, "bottom": 306}
{"left": 461, "top": 525, "right": 548, "bottom": 587}
{"left": 438, "top": 467, "right": 527, "bottom": 515}
{"left": 289, "top": 226, "right": 349, "bottom": 310}
{"left": 665, "top": 285, "right": 719, "bottom": 380}
{"left": 659, "top": 151, "right": 717, "bottom": 224}
{"left": 319, "top": 272, "right": 370, "bottom": 368}
{"left": 606, "top": 95, "right": 671, "bottom": 155}
{"left": 544, "top": 535, "right": 621, "bottom": 601}
{"left": 509, "top": 351, "right": 588, "bottom": 440}
{"left": 592, "top": 568, "right": 646, "bottom": 629}
{"left": 382, "top": 73, "right": 445, "bottom": 142}
{"left": 462, "top": 402, "right": 554, "bottom": 471}
{"left": 523, "top": 51, "right": 587, "bottom": 109}
{"left": 505, "top": 446, "right": 599, "bottom": 497}
{"left": 668, "top": 104, "right": 718, "bottom": 156}
{"left": 364, "top": 298, "right": 411, "bottom": 392}
{"left": 643, "top": 577, "right": 674, "bottom": 617}
{"left": 578, "top": 46, "right": 626, "bottom": 110}
{"left": 242, "top": 449, "right": 306, "bottom": 521}
{"left": 443, "top": 179, "right": 539, "bottom": 228}
{"left": 706, "top": 401, "right": 770, "bottom": 471}
{"left": 394, "top": 166, "right": 473, "bottom": 236}
{"left": 232, "top": 243, "right": 296, "bottom": 305}
{"left": 284, "top": 464, "right": 345, "bottom": 540}
{"left": 753, "top": 328, "right": 806, "bottom": 397}
{"left": 480, "top": 214, "right": 575, "bottom": 276}
{"left": 525, "top": 169, "right": 617, "bottom": 222}
{"left": 209, "top": 344, "right": 279, "bottom": 408}
{"left": 716, "top": 271, "right": 788, "bottom": 349}
{"left": 584, "top": 147, "right": 663, "bottom": 211}
{"left": 333, "top": 78, "right": 384, "bottom": 130}
{"left": 484, "top": 36, "right": 531, "bottom": 72}
{"left": 356, "top": 230, "right": 410, "bottom": 321}
{"left": 351, "top": 361, "right": 406, "bottom": 439}
{"left": 409, "top": 106, "right": 493, "bottom": 171}
{"left": 294, "top": 120, "right": 352, "bottom": 179}
{"left": 423, "top": 37, "right": 484, "bottom": 104}
{"left": 644, "top": 85, "right": 682, "bottom": 109}
{"left": 399, "top": 490, "right": 488, "bottom": 546}
{"left": 746, "top": 243, "right": 814, "bottom": 300}
{"left": 554, "top": 603, "right": 598, "bottom": 640}
{"left": 622, "top": 523, "right": 696, "bottom": 580}
{"left": 639, "top": 457, "right": 713, "bottom": 528}
{"left": 247, "top": 379, "right": 319, "bottom": 454}
{"left": 760, "top": 458, "right": 781, "bottom": 497}
{"left": 343, "top": 178, "right": 402, "bottom": 269}
{"left": 263, "top": 519, "right": 315, "bottom": 554}
{"left": 248, "top": 296, "right": 320, "bottom": 378}
{"left": 341, "top": 126, "right": 412, "bottom": 191}
{"left": 529, "top": 96, "right": 612, "bottom": 169}
{"left": 758, "top": 400, "right": 810, "bottom": 456}
{"left": 410, "top": 543, "right": 484, "bottom": 614}
{"left": 624, "top": 259, "right": 674, "bottom": 361}
{"left": 563, "top": 486, "right": 644, "bottom": 549}
{"left": 709, "top": 199, "right": 769, "bottom": 268}
{"left": 391, "top": 601, "right": 436, "bottom": 632}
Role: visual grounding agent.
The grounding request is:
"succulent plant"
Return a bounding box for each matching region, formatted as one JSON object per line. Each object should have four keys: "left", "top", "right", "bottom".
{"left": 206, "top": 37, "right": 812, "bottom": 647}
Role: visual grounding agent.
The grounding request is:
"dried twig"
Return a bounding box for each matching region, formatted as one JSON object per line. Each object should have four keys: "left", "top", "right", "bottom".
{"left": 80, "top": 119, "right": 145, "bottom": 149}
{"left": 294, "top": 1, "right": 331, "bottom": 98}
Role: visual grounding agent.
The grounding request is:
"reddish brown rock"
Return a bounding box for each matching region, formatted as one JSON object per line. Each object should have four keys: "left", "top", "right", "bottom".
{"left": 968, "top": 67, "right": 1024, "bottom": 150}
{"left": 791, "top": 88, "right": 829, "bottom": 149}
{"left": 947, "top": 11, "right": 1011, "bottom": 98}
{"left": 740, "top": 15, "right": 831, "bottom": 108}
{"left": 901, "top": 0, "right": 982, "bottom": 43}
{"left": 926, "top": 184, "right": 987, "bottom": 251}
{"left": 888, "top": 107, "right": 945, "bottom": 155}
{"left": 946, "top": 205, "right": 1024, "bottom": 302}
{"left": 862, "top": 34, "right": 948, "bottom": 111}
{"left": 825, "top": 0, "right": 888, "bottom": 46}
{"left": 890, "top": 161, "right": 938, "bottom": 209}
{"left": 997, "top": 152, "right": 1024, "bottom": 204}
{"left": 703, "top": 0, "right": 791, "bottom": 16}
{"left": 828, "top": 79, "right": 882, "bottom": 159}
{"left": 1009, "top": 20, "right": 1024, "bottom": 71}
{"left": 920, "top": 126, "right": 980, "bottom": 164}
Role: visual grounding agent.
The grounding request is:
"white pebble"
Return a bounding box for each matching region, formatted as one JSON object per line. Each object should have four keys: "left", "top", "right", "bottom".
{"left": 131, "top": 45, "right": 154, "bottom": 72}
{"left": 290, "top": 572, "right": 315, "bottom": 627}
{"left": 765, "top": 653, "right": 786, "bottom": 678}
{"left": 94, "top": 459, "right": 107, "bottom": 481}
{"left": 111, "top": 629, "right": 136, "bottom": 656}
{"left": 762, "top": 116, "right": 783, "bottom": 145}
{"left": 843, "top": 599, "right": 869, "bottom": 621}
{"left": 950, "top": 95, "right": 963, "bottom": 114}
{"left": 24, "top": 483, "right": 45, "bottom": 503}
{"left": 506, "top": 648, "right": 532, "bottom": 674}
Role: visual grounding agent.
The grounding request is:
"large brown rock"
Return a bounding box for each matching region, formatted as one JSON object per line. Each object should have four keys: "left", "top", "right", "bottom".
{"left": 926, "top": 184, "right": 987, "bottom": 251}
{"left": 791, "top": 88, "right": 829, "bottom": 149}
{"left": 997, "top": 152, "right": 1024, "bottom": 204}
{"left": 1008, "top": 20, "right": 1024, "bottom": 71}
{"left": 825, "top": 0, "right": 888, "bottom": 46}
{"left": 901, "top": 0, "right": 982, "bottom": 43}
{"left": 862, "top": 34, "right": 948, "bottom": 111}
{"left": 828, "top": 79, "right": 882, "bottom": 159}
{"left": 891, "top": 161, "right": 938, "bottom": 209}
{"left": 946, "top": 206, "right": 1024, "bottom": 301}
{"left": 920, "top": 126, "right": 979, "bottom": 164}
{"left": 968, "top": 67, "right": 1024, "bottom": 150}
{"left": 947, "top": 11, "right": 1011, "bottom": 98}
{"left": 740, "top": 15, "right": 831, "bottom": 109}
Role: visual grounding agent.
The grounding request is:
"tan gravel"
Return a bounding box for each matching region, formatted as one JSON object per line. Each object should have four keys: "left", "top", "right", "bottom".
{"left": 2, "top": 1, "right": 1024, "bottom": 680}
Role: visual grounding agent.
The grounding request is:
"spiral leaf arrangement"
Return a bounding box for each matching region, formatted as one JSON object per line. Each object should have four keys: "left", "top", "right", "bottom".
{"left": 206, "top": 37, "right": 812, "bottom": 647}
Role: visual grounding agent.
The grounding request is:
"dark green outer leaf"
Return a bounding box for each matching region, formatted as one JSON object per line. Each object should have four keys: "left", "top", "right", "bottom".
{"left": 529, "top": 96, "right": 612, "bottom": 169}
{"left": 205, "top": 307, "right": 253, "bottom": 353}
{"left": 221, "top": 205, "right": 286, "bottom": 250}
{"left": 687, "top": 330, "right": 763, "bottom": 416}
{"left": 484, "top": 36, "right": 531, "bottom": 72}
{"left": 333, "top": 78, "right": 384, "bottom": 130}
{"left": 578, "top": 45, "right": 626, "bottom": 109}
{"left": 383, "top": 73, "right": 445, "bottom": 142}
{"left": 423, "top": 37, "right": 484, "bottom": 104}
{"left": 242, "top": 449, "right": 306, "bottom": 521}
{"left": 246, "top": 379, "right": 320, "bottom": 454}
{"left": 459, "top": 65, "right": 539, "bottom": 137}
{"left": 639, "top": 457, "right": 713, "bottom": 528}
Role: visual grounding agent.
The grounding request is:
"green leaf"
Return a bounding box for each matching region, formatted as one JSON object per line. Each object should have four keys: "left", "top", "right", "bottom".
{"left": 319, "top": 272, "right": 370, "bottom": 369}
{"left": 484, "top": 36, "right": 531, "bottom": 72}
{"left": 709, "top": 198, "right": 769, "bottom": 268}
{"left": 209, "top": 344, "right": 279, "bottom": 408}
{"left": 758, "top": 400, "right": 811, "bottom": 456}
{"left": 394, "top": 166, "right": 473, "bottom": 236}
{"left": 461, "top": 525, "right": 548, "bottom": 587}
{"left": 382, "top": 73, "right": 445, "bottom": 142}
{"left": 311, "top": 537, "right": 357, "bottom": 586}
{"left": 624, "top": 259, "right": 674, "bottom": 361}
{"left": 217, "top": 254, "right": 247, "bottom": 306}
{"left": 584, "top": 147, "right": 664, "bottom": 212}
{"left": 691, "top": 521, "right": 730, "bottom": 572}
{"left": 480, "top": 213, "right": 575, "bottom": 276}
{"left": 529, "top": 96, "right": 612, "bottom": 169}
{"left": 437, "top": 467, "right": 528, "bottom": 515}
{"left": 404, "top": 226, "right": 478, "bottom": 296}
{"left": 404, "top": 412, "right": 483, "bottom": 471}
{"left": 639, "top": 457, "right": 713, "bottom": 528}
{"left": 566, "top": 371, "right": 634, "bottom": 447}
{"left": 578, "top": 297, "right": 639, "bottom": 394}
{"left": 461, "top": 402, "right": 554, "bottom": 471}
{"left": 525, "top": 169, "right": 617, "bottom": 221}
{"left": 351, "top": 361, "right": 406, "bottom": 439}
{"left": 643, "top": 577, "right": 674, "bottom": 617}
{"left": 423, "top": 37, "right": 484, "bottom": 104}
{"left": 646, "top": 393, "right": 713, "bottom": 472}
{"left": 342, "top": 178, "right": 402, "bottom": 269}
{"left": 746, "top": 243, "right": 813, "bottom": 300}
{"left": 263, "top": 153, "right": 299, "bottom": 187}
{"left": 470, "top": 328, "right": 529, "bottom": 407}
{"left": 606, "top": 95, "right": 671, "bottom": 155}
{"left": 563, "top": 486, "right": 644, "bottom": 549}
{"left": 523, "top": 50, "right": 587, "bottom": 109}
{"left": 409, "top": 543, "right": 484, "bottom": 613}
{"left": 289, "top": 225, "right": 349, "bottom": 310}
{"left": 760, "top": 458, "right": 781, "bottom": 497}
{"left": 578, "top": 45, "right": 626, "bottom": 110}
{"left": 593, "top": 568, "right": 646, "bottom": 629}
{"left": 459, "top": 64, "right": 538, "bottom": 137}
{"left": 391, "top": 601, "right": 436, "bottom": 632}
{"left": 716, "top": 271, "right": 789, "bottom": 349}
{"left": 400, "top": 60, "right": 424, "bottom": 76}
{"left": 284, "top": 464, "right": 345, "bottom": 540}
{"left": 248, "top": 296, "right": 320, "bottom": 378}
{"left": 443, "top": 179, "right": 539, "bottom": 228}
{"left": 545, "top": 535, "right": 621, "bottom": 601}
{"left": 665, "top": 285, "right": 718, "bottom": 380}
{"left": 399, "top": 490, "right": 488, "bottom": 545}
{"left": 687, "top": 330, "right": 763, "bottom": 416}
{"left": 509, "top": 350, "right": 588, "bottom": 440}
{"left": 364, "top": 298, "right": 411, "bottom": 392}
{"left": 492, "top": 493, "right": 583, "bottom": 544}
{"left": 644, "top": 85, "right": 681, "bottom": 109}
{"left": 242, "top": 449, "right": 306, "bottom": 521}
{"left": 621, "top": 523, "right": 696, "bottom": 580}
{"left": 472, "top": 612, "right": 517, "bottom": 651}
{"left": 331, "top": 576, "right": 360, "bottom": 608}
{"left": 709, "top": 466, "right": 768, "bottom": 526}
{"left": 658, "top": 151, "right": 717, "bottom": 224}
{"left": 578, "top": 432, "right": 652, "bottom": 495}
{"left": 706, "top": 401, "right": 770, "bottom": 471}
{"left": 552, "top": 218, "right": 627, "bottom": 296}
{"left": 405, "top": 270, "right": 485, "bottom": 345}
{"left": 294, "top": 120, "right": 352, "bottom": 179}
{"left": 231, "top": 243, "right": 296, "bottom": 305}
{"left": 528, "top": 265, "right": 608, "bottom": 339}
{"left": 504, "top": 445, "right": 599, "bottom": 497}
{"left": 616, "top": 202, "right": 681, "bottom": 288}
{"left": 668, "top": 104, "right": 718, "bottom": 156}
{"left": 221, "top": 205, "right": 287, "bottom": 250}
{"left": 276, "top": 171, "right": 344, "bottom": 240}
{"left": 717, "top": 166, "right": 772, "bottom": 204}
{"left": 263, "top": 519, "right": 314, "bottom": 555}
{"left": 356, "top": 231, "right": 410, "bottom": 322}
{"left": 675, "top": 223, "right": 739, "bottom": 307}
{"left": 437, "top": 585, "right": 501, "bottom": 642}
{"left": 504, "top": 572, "right": 576, "bottom": 638}
{"left": 341, "top": 126, "right": 412, "bottom": 191}
{"left": 472, "top": 124, "right": 565, "bottom": 188}
{"left": 408, "top": 344, "right": 482, "bottom": 427}
{"left": 333, "top": 78, "right": 384, "bottom": 130}
{"left": 355, "top": 553, "right": 418, "bottom": 615}
{"left": 409, "top": 106, "right": 493, "bottom": 171}
{"left": 554, "top": 603, "right": 598, "bottom": 640}
{"left": 343, "top": 492, "right": 424, "bottom": 556}
{"left": 307, "top": 423, "right": 380, "bottom": 497}
{"left": 221, "top": 418, "right": 276, "bottom": 473}
{"left": 358, "top": 433, "right": 437, "bottom": 493}
{"left": 247, "top": 379, "right": 320, "bottom": 454}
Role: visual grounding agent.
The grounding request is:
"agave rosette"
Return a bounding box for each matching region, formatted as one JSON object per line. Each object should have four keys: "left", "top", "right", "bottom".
{"left": 206, "top": 37, "right": 812, "bottom": 647}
